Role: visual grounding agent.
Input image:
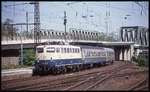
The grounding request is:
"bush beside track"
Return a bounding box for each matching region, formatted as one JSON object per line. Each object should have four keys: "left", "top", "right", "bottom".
{"left": 132, "top": 56, "right": 148, "bottom": 67}
{"left": 2, "top": 50, "right": 35, "bottom": 69}
{"left": 19, "top": 50, "right": 35, "bottom": 66}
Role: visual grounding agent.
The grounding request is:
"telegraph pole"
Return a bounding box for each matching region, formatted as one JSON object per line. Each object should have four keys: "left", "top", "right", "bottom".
{"left": 20, "top": 25, "right": 23, "bottom": 65}
{"left": 26, "top": 11, "right": 28, "bottom": 37}
{"left": 64, "top": 11, "right": 67, "bottom": 42}
{"left": 105, "top": 20, "right": 108, "bottom": 36}
{"left": 34, "top": 1, "right": 40, "bottom": 51}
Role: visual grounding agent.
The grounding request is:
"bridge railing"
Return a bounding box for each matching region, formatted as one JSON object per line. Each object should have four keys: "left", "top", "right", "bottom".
{"left": 2, "top": 29, "right": 101, "bottom": 43}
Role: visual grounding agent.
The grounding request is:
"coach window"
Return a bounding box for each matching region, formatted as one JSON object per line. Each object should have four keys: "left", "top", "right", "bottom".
{"left": 74, "top": 48, "right": 77, "bottom": 53}
{"left": 89, "top": 51, "right": 91, "bottom": 56}
{"left": 88, "top": 51, "right": 90, "bottom": 56}
{"left": 95, "top": 52, "right": 97, "bottom": 56}
{"left": 47, "top": 47, "right": 55, "bottom": 53}
{"left": 98, "top": 52, "right": 100, "bottom": 56}
{"left": 94, "top": 51, "right": 95, "bottom": 56}
{"left": 76, "top": 49, "right": 78, "bottom": 53}
{"left": 64, "top": 48, "right": 66, "bottom": 53}
{"left": 103, "top": 52, "right": 106, "bottom": 56}
{"left": 92, "top": 51, "right": 94, "bottom": 56}
{"left": 101, "top": 52, "right": 103, "bottom": 56}
{"left": 76, "top": 48, "right": 78, "bottom": 53}
{"left": 67, "top": 48, "right": 69, "bottom": 53}
{"left": 61, "top": 48, "right": 63, "bottom": 53}
{"left": 72, "top": 48, "right": 74, "bottom": 53}
{"left": 70, "top": 48, "right": 72, "bottom": 53}
{"left": 99, "top": 52, "right": 101, "bottom": 56}
{"left": 96, "top": 52, "right": 98, "bottom": 56}
{"left": 74, "top": 48, "right": 76, "bottom": 53}
{"left": 77, "top": 49, "right": 79, "bottom": 53}
{"left": 100, "top": 51, "right": 102, "bottom": 56}
{"left": 56, "top": 48, "right": 60, "bottom": 53}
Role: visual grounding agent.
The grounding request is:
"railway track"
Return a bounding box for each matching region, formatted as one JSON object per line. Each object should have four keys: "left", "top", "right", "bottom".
{"left": 128, "top": 77, "right": 148, "bottom": 91}
{"left": 63, "top": 62, "right": 137, "bottom": 91}
{"left": 26, "top": 62, "right": 133, "bottom": 90}
{"left": 2, "top": 61, "right": 139, "bottom": 91}
{"left": 89, "top": 70, "right": 148, "bottom": 91}
{"left": 37, "top": 62, "right": 136, "bottom": 90}
{"left": 2, "top": 62, "right": 117, "bottom": 86}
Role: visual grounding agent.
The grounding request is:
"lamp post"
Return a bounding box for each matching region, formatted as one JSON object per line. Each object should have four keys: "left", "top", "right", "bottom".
{"left": 20, "top": 25, "right": 23, "bottom": 65}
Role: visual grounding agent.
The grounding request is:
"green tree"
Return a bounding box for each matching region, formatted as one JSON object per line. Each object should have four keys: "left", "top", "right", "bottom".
{"left": 99, "top": 32, "right": 118, "bottom": 41}
{"left": 99, "top": 32, "right": 105, "bottom": 41}
{"left": 19, "top": 50, "right": 35, "bottom": 66}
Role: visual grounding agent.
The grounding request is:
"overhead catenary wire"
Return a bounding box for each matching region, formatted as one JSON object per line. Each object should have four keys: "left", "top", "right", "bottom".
{"left": 134, "top": 2, "right": 148, "bottom": 16}
{"left": 4, "top": 2, "right": 35, "bottom": 7}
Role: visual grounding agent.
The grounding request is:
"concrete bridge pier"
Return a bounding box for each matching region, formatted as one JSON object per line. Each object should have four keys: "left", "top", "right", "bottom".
{"left": 114, "top": 45, "right": 134, "bottom": 61}
{"left": 114, "top": 47, "right": 121, "bottom": 61}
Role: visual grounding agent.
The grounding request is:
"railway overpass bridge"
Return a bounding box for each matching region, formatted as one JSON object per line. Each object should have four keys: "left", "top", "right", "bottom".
{"left": 1, "top": 26, "right": 149, "bottom": 65}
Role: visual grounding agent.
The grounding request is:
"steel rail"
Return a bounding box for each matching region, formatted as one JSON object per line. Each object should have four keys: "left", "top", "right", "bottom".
{"left": 85, "top": 70, "right": 148, "bottom": 91}
{"left": 63, "top": 62, "right": 131, "bottom": 90}
{"left": 128, "top": 77, "right": 148, "bottom": 91}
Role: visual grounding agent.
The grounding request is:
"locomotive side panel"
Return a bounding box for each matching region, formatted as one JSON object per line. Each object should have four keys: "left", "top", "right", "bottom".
{"left": 36, "top": 45, "right": 82, "bottom": 68}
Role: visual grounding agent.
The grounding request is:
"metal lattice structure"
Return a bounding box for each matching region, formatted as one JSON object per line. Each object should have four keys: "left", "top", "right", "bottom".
{"left": 34, "top": 1, "right": 41, "bottom": 48}
{"left": 120, "top": 26, "right": 149, "bottom": 46}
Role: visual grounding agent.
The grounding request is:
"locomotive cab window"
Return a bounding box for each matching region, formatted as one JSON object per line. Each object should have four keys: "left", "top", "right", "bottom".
{"left": 67, "top": 48, "right": 69, "bottom": 53}
{"left": 37, "top": 48, "right": 43, "bottom": 53}
{"left": 61, "top": 48, "right": 63, "bottom": 53}
{"left": 70, "top": 48, "right": 72, "bottom": 53}
{"left": 56, "top": 48, "right": 60, "bottom": 53}
{"left": 78, "top": 49, "right": 80, "bottom": 53}
{"left": 47, "top": 47, "right": 55, "bottom": 53}
{"left": 64, "top": 48, "right": 67, "bottom": 53}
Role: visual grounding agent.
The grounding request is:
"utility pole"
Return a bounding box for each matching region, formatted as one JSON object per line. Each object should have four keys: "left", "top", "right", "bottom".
{"left": 34, "top": 1, "right": 40, "bottom": 51}
{"left": 26, "top": 11, "right": 28, "bottom": 37}
{"left": 20, "top": 25, "right": 23, "bottom": 65}
{"left": 105, "top": 20, "right": 108, "bottom": 36}
{"left": 64, "top": 11, "right": 67, "bottom": 42}
{"left": 105, "top": 3, "right": 108, "bottom": 36}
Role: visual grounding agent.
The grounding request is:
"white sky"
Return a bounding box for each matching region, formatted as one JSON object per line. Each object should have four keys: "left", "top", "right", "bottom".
{"left": 2, "top": 1, "right": 149, "bottom": 35}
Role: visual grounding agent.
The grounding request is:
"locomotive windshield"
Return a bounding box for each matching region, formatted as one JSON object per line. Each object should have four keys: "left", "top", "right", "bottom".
{"left": 37, "top": 48, "right": 44, "bottom": 53}
{"left": 47, "top": 47, "right": 55, "bottom": 53}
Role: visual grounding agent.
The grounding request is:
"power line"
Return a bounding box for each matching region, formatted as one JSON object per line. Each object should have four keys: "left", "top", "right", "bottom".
{"left": 134, "top": 2, "right": 148, "bottom": 16}
{"left": 4, "top": 2, "right": 34, "bottom": 7}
